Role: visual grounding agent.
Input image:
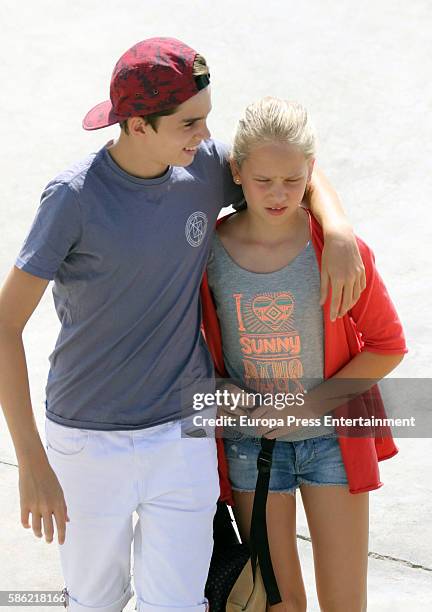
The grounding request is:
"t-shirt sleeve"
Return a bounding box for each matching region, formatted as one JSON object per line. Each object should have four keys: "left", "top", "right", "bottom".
{"left": 212, "top": 140, "right": 245, "bottom": 208}
{"left": 15, "top": 182, "right": 82, "bottom": 280}
{"left": 348, "top": 239, "right": 408, "bottom": 355}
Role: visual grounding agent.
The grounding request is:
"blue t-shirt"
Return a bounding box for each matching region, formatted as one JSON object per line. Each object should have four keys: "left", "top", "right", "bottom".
{"left": 16, "top": 139, "right": 243, "bottom": 430}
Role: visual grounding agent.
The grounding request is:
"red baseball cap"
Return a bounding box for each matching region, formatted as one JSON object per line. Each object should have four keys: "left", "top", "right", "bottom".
{"left": 82, "top": 37, "right": 210, "bottom": 131}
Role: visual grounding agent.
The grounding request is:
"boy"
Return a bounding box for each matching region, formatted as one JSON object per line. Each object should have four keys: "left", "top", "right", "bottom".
{"left": 0, "top": 37, "right": 366, "bottom": 611}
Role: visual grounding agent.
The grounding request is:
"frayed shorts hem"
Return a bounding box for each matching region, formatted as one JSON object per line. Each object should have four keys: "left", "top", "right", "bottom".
{"left": 230, "top": 485, "right": 297, "bottom": 496}
{"left": 230, "top": 481, "right": 349, "bottom": 496}
{"left": 296, "top": 478, "right": 349, "bottom": 489}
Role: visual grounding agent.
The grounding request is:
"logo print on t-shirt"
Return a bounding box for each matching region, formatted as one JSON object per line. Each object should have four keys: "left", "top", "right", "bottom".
{"left": 233, "top": 292, "right": 304, "bottom": 395}
{"left": 185, "top": 211, "right": 208, "bottom": 247}
{"left": 252, "top": 293, "right": 294, "bottom": 331}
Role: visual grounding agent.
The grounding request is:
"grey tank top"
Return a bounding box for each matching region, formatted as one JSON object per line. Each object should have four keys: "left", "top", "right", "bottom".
{"left": 207, "top": 231, "right": 336, "bottom": 441}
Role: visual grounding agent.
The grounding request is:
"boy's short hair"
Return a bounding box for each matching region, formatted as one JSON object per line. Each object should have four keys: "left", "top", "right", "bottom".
{"left": 120, "top": 54, "right": 209, "bottom": 134}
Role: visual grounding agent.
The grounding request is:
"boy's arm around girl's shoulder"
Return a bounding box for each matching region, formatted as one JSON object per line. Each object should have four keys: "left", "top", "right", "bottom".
{"left": 347, "top": 236, "right": 408, "bottom": 356}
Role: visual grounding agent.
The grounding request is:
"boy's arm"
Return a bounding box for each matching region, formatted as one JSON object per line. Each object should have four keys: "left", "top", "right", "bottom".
{"left": 305, "top": 166, "right": 366, "bottom": 321}
{"left": 0, "top": 267, "right": 69, "bottom": 544}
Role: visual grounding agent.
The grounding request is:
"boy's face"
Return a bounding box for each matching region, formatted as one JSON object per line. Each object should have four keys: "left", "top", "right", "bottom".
{"left": 136, "top": 87, "right": 212, "bottom": 168}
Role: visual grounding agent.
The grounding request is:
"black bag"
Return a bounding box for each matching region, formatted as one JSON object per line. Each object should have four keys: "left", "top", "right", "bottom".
{"left": 205, "top": 437, "right": 282, "bottom": 611}
{"left": 205, "top": 502, "right": 250, "bottom": 610}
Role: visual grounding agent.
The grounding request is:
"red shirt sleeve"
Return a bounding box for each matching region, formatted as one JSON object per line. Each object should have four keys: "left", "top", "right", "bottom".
{"left": 348, "top": 238, "right": 408, "bottom": 355}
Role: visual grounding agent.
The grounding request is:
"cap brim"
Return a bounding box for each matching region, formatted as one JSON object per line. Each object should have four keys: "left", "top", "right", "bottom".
{"left": 82, "top": 100, "right": 124, "bottom": 131}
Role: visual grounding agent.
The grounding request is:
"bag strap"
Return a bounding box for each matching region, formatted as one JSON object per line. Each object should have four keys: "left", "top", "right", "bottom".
{"left": 249, "top": 437, "right": 282, "bottom": 606}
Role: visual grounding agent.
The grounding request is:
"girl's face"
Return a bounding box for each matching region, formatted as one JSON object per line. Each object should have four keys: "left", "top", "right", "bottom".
{"left": 231, "top": 142, "right": 314, "bottom": 223}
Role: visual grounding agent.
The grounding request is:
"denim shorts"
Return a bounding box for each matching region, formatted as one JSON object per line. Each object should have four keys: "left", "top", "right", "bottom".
{"left": 223, "top": 433, "right": 348, "bottom": 496}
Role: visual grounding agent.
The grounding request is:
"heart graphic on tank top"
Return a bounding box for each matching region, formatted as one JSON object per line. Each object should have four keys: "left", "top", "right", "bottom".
{"left": 252, "top": 293, "right": 294, "bottom": 330}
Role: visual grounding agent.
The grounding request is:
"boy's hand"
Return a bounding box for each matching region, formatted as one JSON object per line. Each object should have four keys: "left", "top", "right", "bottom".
{"left": 320, "top": 226, "right": 366, "bottom": 321}
{"left": 18, "top": 459, "right": 69, "bottom": 545}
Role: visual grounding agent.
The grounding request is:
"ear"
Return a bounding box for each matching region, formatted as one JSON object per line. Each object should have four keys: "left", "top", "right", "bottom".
{"left": 128, "top": 116, "right": 148, "bottom": 136}
{"left": 307, "top": 158, "right": 316, "bottom": 183}
{"left": 229, "top": 158, "right": 242, "bottom": 184}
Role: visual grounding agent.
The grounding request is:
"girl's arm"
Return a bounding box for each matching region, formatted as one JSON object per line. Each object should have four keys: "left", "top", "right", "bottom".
{"left": 258, "top": 351, "right": 405, "bottom": 440}
{"left": 0, "top": 267, "right": 69, "bottom": 544}
{"left": 277, "top": 351, "right": 403, "bottom": 431}
{"left": 305, "top": 166, "right": 366, "bottom": 322}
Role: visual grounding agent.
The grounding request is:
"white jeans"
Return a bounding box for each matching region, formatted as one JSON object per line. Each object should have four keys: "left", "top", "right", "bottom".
{"left": 44, "top": 418, "right": 219, "bottom": 612}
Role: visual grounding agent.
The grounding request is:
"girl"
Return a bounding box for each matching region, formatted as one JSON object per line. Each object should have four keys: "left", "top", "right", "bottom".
{"left": 201, "top": 98, "right": 407, "bottom": 611}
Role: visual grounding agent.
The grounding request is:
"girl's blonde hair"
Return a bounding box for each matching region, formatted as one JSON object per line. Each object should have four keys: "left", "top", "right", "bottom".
{"left": 231, "top": 97, "right": 316, "bottom": 166}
